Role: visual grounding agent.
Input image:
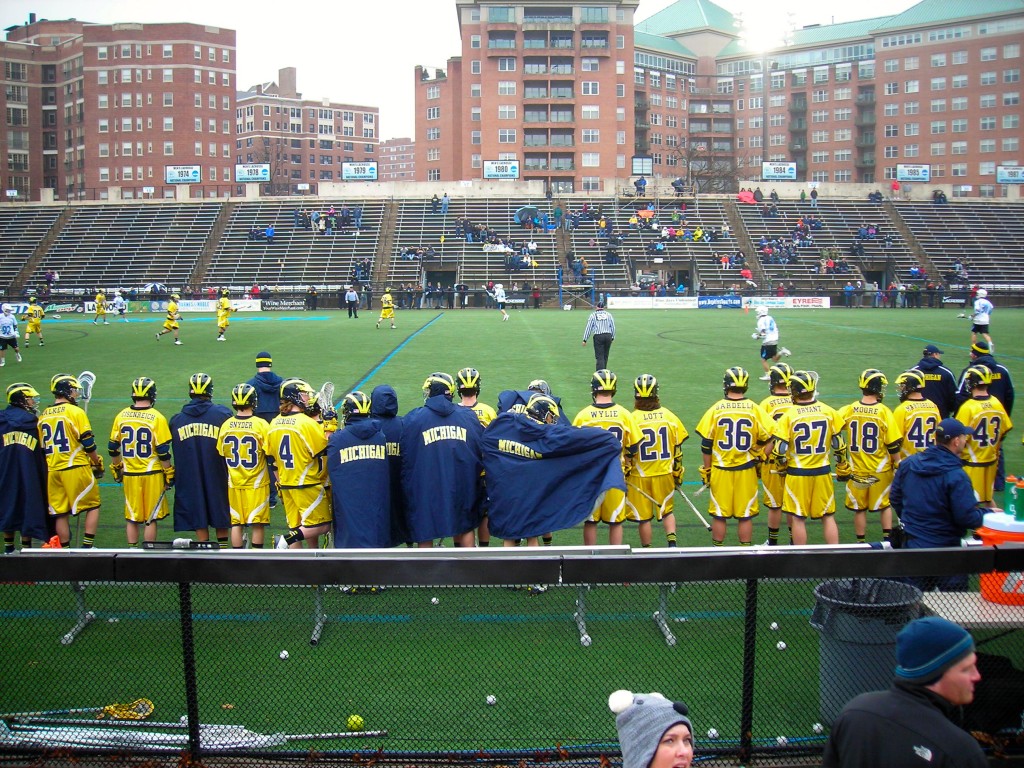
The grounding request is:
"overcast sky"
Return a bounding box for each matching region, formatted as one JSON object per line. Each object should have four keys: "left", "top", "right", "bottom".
{"left": 4, "top": 0, "right": 916, "bottom": 140}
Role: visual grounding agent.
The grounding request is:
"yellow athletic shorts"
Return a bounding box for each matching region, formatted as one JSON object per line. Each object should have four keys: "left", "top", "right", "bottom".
{"left": 123, "top": 472, "right": 168, "bottom": 524}
{"left": 963, "top": 463, "right": 996, "bottom": 504}
{"left": 782, "top": 473, "right": 836, "bottom": 520}
{"left": 708, "top": 467, "right": 760, "bottom": 519}
{"left": 844, "top": 470, "right": 893, "bottom": 512}
{"left": 229, "top": 486, "right": 271, "bottom": 526}
{"left": 589, "top": 487, "right": 627, "bottom": 525}
{"left": 280, "top": 484, "right": 332, "bottom": 529}
{"left": 47, "top": 465, "right": 100, "bottom": 517}
{"left": 625, "top": 474, "right": 676, "bottom": 522}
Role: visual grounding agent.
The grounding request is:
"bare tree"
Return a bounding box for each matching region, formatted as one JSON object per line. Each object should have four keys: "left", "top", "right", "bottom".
{"left": 667, "top": 135, "right": 747, "bottom": 194}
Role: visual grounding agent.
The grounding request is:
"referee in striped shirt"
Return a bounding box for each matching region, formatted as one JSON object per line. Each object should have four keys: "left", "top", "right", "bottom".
{"left": 582, "top": 301, "right": 616, "bottom": 371}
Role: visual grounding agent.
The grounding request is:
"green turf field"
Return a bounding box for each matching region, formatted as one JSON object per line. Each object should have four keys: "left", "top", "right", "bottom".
{"left": 3, "top": 304, "right": 1021, "bottom": 549}
{"left": 1, "top": 306, "right": 1021, "bottom": 758}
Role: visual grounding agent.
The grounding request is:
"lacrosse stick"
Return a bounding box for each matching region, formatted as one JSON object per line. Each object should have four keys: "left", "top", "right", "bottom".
{"left": 144, "top": 486, "right": 169, "bottom": 526}
{"left": 77, "top": 370, "right": 96, "bottom": 413}
{"left": 315, "top": 381, "right": 335, "bottom": 414}
{"left": 833, "top": 472, "right": 879, "bottom": 489}
{"left": 677, "top": 487, "right": 713, "bottom": 531}
{"left": 2, "top": 698, "right": 153, "bottom": 724}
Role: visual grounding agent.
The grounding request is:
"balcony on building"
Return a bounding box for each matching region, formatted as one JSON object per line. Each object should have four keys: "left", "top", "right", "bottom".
{"left": 855, "top": 112, "right": 876, "bottom": 127}
{"left": 854, "top": 155, "right": 876, "bottom": 168}
{"left": 856, "top": 91, "right": 876, "bottom": 106}
{"left": 788, "top": 99, "right": 808, "bottom": 114}
{"left": 789, "top": 140, "right": 807, "bottom": 153}
{"left": 855, "top": 135, "right": 876, "bottom": 148}
{"left": 789, "top": 119, "right": 807, "bottom": 132}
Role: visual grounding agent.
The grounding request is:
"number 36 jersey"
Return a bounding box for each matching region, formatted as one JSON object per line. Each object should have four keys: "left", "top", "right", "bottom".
{"left": 695, "top": 398, "right": 773, "bottom": 469}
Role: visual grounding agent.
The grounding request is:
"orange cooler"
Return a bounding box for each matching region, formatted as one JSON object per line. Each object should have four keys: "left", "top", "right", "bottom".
{"left": 976, "top": 510, "right": 1024, "bottom": 605}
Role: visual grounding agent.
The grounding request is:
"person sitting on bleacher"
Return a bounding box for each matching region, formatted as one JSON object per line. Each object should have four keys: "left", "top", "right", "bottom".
{"left": 932, "top": 189, "right": 948, "bottom": 205}
{"left": 248, "top": 226, "right": 264, "bottom": 241}
{"left": 671, "top": 177, "right": 686, "bottom": 196}
{"left": 647, "top": 240, "right": 665, "bottom": 256}
{"left": 868, "top": 190, "right": 884, "bottom": 204}
{"left": 693, "top": 226, "right": 704, "bottom": 242}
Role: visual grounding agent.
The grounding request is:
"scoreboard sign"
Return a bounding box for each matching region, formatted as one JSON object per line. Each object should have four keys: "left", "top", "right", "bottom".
{"left": 996, "top": 166, "right": 1024, "bottom": 184}
{"left": 165, "top": 165, "right": 201, "bottom": 185}
{"left": 761, "top": 162, "right": 797, "bottom": 181}
{"left": 234, "top": 163, "right": 270, "bottom": 183}
{"left": 896, "top": 164, "right": 930, "bottom": 182}
{"left": 483, "top": 160, "right": 520, "bottom": 179}
{"left": 342, "top": 162, "right": 378, "bottom": 181}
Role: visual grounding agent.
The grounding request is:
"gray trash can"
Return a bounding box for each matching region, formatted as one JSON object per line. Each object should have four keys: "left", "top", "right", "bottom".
{"left": 810, "top": 578, "right": 922, "bottom": 726}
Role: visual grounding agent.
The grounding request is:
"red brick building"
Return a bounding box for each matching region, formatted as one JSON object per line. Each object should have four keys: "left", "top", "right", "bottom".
{"left": 415, "top": 0, "right": 1024, "bottom": 197}
{"left": 2, "top": 15, "right": 236, "bottom": 200}
{"left": 235, "top": 67, "right": 380, "bottom": 195}
{"left": 380, "top": 137, "right": 416, "bottom": 181}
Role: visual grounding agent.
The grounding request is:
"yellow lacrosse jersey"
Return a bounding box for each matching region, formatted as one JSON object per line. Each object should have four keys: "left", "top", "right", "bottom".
{"left": 216, "top": 415, "right": 271, "bottom": 489}
{"left": 38, "top": 402, "right": 95, "bottom": 471}
{"left": 695, "top": 397, "right": 773, "bottom": 469}
{"left": 955, "top": 396, "right": 1012, "bottom": 467}
{"left": 630, "top": 406, "right": 689, "bottom": 478}
{"left": 893, "top": 398, "right": 941, "bottom": 459}
{"left": 217, "top": 297, "right": 231, "bottom": 321}
{"left": 573, "top": 402, "right": 640, "bottom": 465}
{"left": 837, "top": 400, "right": 903, "bottom": 475}
{"left": 166, "top": 300, "right": 179, "bottom": 322}
{"left": 108, "top": 406, "right": 173, "bottom": 475}
{"left": 381, "top": 292, "right": 394, "bottom": 310}
{"left": 773, "top": 400, "right": 845, "bottom": 473}
{"left": 27, "top": 304, "right": 45, "bottom": 323}
{"left": 267, "top": 412, "right": 327, "bottom": 488}
{"left": 759, "top": 394, "right": 794, "bottom": 423}
{"left": 463, "top": 402, "right": 497, "bottom": 427}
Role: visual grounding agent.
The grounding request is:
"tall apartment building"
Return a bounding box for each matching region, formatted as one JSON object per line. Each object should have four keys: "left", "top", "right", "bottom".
{"left": 2, "top": 15, "right": 236, "bottom": 200}
{"left": 380, "top": 137, "right": 416, "bottom": 181}
{"left": 235, "top": 67, "right": 380, "bottom": 195}
{"left": 415, "top": 0, "right": 1024, "bottom": 197}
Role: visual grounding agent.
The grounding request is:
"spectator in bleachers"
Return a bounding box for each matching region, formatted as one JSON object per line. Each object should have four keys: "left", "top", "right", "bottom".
{"left": 932, "top": 189, "right": 948, "bottom": 205}
{"left": 868, "top": 190, "right": 884, "bottom": 203}
{"left": 753, "top": 187, "right": 764, "bottom": 203}
{"left": 265, "top": 225, "right": 275, "bottom": 244}
{"left": 810, "top": 188, "right": 818, "bottom": 208}
{"left": 431, "top": 194, "right": 440, "bottom": 213}
{"left": 441, "top": 193, "right": 450, "bottom": 215}
{"left": 248, "top": 226, "right": 263, "bottom": 241}
{"left": 769, "top": 189, "right": 780, "bottom": 203}
{"left": 671, "top": 177, "right": 686, "bottom": 196}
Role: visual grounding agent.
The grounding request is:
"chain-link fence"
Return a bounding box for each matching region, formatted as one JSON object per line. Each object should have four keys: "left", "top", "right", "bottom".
{"left": 2, "top": 545, "right": 1022, "bottom": 767}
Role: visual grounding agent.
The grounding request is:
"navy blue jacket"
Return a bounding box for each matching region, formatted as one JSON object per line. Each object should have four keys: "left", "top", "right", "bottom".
{"left": 482, "top": 411, "right": 624, "bottom": 540}
{"left": 956, "top": 353, "right": 1014, "bottom": 415}
{"left": 891, "top": 443, "right": 984, "bottom": 548}
{"left": 0, "top": 405, "right": 48, "bottom": 541}
{"left": 400, "top": 395, "right": 483, "bottom": 542}
{"left": 247, "top": 370, "right": 284, "bottom": 422}
{"left": 327, "top": 417, "right": 392, "bottom": 548}
{"left": 915, "top": 356, "right": 958, "bottom": 417}
{"left": 371, "top": 385, "right": 407, "bottom": 544}
{"left": 170, "top": 398, "right": 232, "bottom": 531}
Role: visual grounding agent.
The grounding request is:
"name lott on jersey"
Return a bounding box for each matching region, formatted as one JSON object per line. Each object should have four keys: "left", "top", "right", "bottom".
{"left": 3, "top": 431, "right": 38, "bottom": 450}
{"left": 421, "top": 425, "right": 467, "bottom": 445}
{"left": 175, "top": 422, "right": 221, "bottom": 440}
{"left": 498, "top": 439, "right": 542, "bottom": 459}
{"left": 336, "top": 444, "right": 387, "bottom": 464}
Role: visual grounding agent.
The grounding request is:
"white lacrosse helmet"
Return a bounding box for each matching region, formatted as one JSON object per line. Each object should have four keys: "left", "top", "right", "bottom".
{"left": 1, "top": 304, "right": 11, "bottom": 313}
{"left": 976, "top": 288, "right": 987, "bottom": 298}
{"left": 756, "top": 306, "right": 769, "bottom": 316}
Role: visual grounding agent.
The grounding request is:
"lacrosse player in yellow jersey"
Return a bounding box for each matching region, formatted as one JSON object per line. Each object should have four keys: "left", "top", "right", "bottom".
{"left": 92, "top": 289, "right": 108, "bottom": 325}
{"left": 267, "top": 378, "right": 332, "bottom": 548}
{"left": 155, "top": 293, "right": 182, "bottom": 344}
{"left": 771, "top": 371, "right": 847, "bottom": 545}
{"left": 893, "top": 369, "right": 941, "bottom": 461}
{"left": 955, "top": 365, "right": 1012, "bottom": 506}
{"left": 38, "top": 374, "right": 104, "bottom": 548}
{"left": 572, "top": 369, "right": 640, "bottom": 546}
{"left": 23, "top": 296, "right": 45, "bottom": 346}
{"left": 456, "top": 367, "right": 497, "bottom": 546}
{"left": 215, "top": 288, "right": 233, "bottom": 341}
{"left": 759, "top": 363, "right": 795, "bottom": 545}
{"left": 627, "top": 374, "right": 688, "bottom": 548}
{"left": 837, "top": 370, "right": 903, "bottom": 542}
{"left": 216, "top": 383, "right": 271, "bottom": 548}
{"left": 108, "top": 377, "right": 174, "bottom": 545}
{"left": 695, "top": 367, "right": 774, "bottom": 547}
{"left": 377, "top": 287, "right": 396, "bottom": 329}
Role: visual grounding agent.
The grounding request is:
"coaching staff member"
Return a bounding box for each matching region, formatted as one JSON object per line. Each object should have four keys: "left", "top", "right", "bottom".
{"left": 824, "top": 616, "right": 985, "bottom": 768}
{"left": 914, "top": 344, "right": 957, "bottom": 417}
{"left": 890, "top": 417, "right": 986, "bottom": 592}
{"left": 582, "top": 301, "right": 615, "bottom": 371}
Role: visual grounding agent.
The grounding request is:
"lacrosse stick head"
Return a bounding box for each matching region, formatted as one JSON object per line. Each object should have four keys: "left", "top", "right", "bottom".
{"left": 315, "top": 381, "right": 336, "bottom": 414}
{"left": 77, "top": 371, "right": 96, "bottom": 403}
{"left": 100, "top": 698, "right": 154, "bottom": 721}
{"left": 850, "top": 474, "right": 879, "bottom": 489}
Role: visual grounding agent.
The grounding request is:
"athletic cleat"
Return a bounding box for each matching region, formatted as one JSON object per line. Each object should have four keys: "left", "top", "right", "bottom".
{"left": 0, "top": 359, "right": 4, "bottom": 367}
{"left": 780, "top": 347, "right": 792, "bottom": 357}
{"left": 375, "top": 323, "right": 380, "bottom": 329}
{"left": 39, "top": 342, "right": 44, "bottom": 346}
{"left": 216, "top": 337, "right": 226, "bottom": 341}
{"left": 16, "top": 353, "right": 22, "bottom": 362}
{"left": 274, "top": 535, "right": 289, "bottom": 550}
{"left": 174, "top": 340, "right": 182, "bottom": 345}
{"left": 104, "top": 321, "right": 109, "bottom": 325}
{"left": 155, "top": 333, "right": 161, "bottom": 341}
{"left": 759, "top": 374, "right": 771, "bottom": 380}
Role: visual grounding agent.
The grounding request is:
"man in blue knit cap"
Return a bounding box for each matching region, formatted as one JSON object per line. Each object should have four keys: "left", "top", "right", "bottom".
{"left": 823, "top": 616, "right": 985, "bottom": 767}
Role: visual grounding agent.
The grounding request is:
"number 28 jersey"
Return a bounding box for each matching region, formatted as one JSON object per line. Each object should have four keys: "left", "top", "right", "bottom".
{"left": 108, "top": 406, "right": 173, "bottom": 475}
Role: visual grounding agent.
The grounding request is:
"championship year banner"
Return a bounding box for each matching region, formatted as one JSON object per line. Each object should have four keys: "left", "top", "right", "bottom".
{"left": 996, "top": 166, "right": 1024, "bottom": 184}
{"left": 341, "top": 162, "right": 378, "bottom": 181}
{"left": 896, "top": 164, "right": 930, "bottom": 183}
{"left": 165, "top": 165, "right": 201, "bottom": 185}
{"left": 483, "top": 160, "right": 520, "bottom": 179}
{"left": 761, "top": 162, "right": 797, "bottom": 181}
{"left": 234, "top": 163, "right": 270, "bottom": 183}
